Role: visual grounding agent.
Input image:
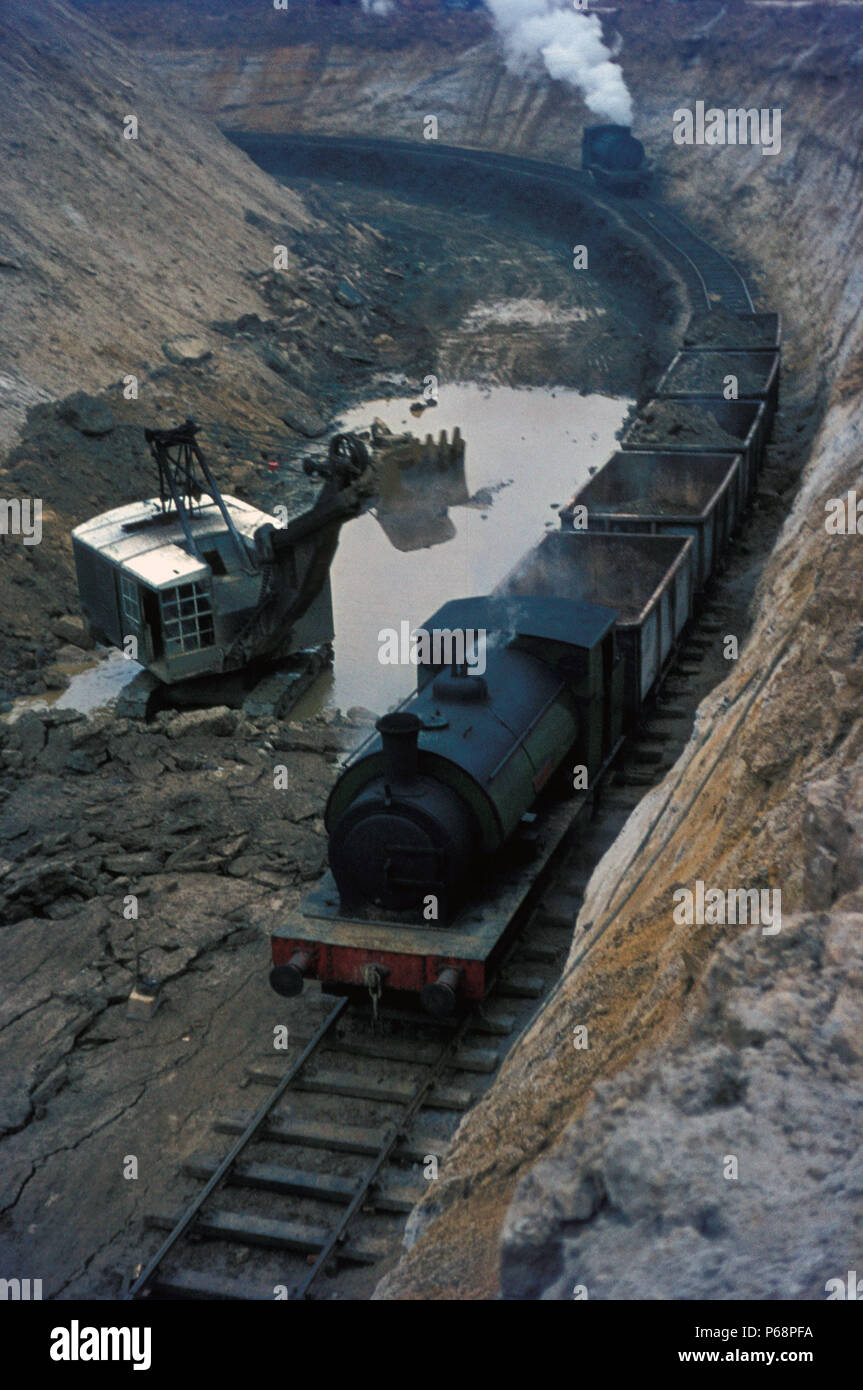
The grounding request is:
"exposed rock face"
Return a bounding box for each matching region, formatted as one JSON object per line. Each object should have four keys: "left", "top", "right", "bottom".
{"left": 161, "top": 336, "right": 214, "bottom": 367}
{"left": 499, "top": 904, "right": 863, "bottom": 1301}
{"left": 0, "top": 0, "right": 313, "bottom": 448}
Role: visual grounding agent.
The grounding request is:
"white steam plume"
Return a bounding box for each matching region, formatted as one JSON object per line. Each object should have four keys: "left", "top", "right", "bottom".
{"left": 487, "top": 0, "right": 633, "bottom": 126}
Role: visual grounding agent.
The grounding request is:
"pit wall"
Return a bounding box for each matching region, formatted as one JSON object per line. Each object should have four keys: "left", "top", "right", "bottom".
{"left": 72, "top": 0, "right": 863, "bottom": 1297}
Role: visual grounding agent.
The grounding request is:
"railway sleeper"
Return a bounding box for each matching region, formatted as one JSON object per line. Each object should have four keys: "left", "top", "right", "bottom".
{"left": 495, "top": 971, "right": 546, "bottom": 1000}
{"left": 530, "top": 903, "right": 581, "bottom": 931}
{"left": 146, "top": 1268, "right": 279, "bottom": 1301}
{"left": 348, "top": 1004, "right": 515, "bottom": 1036}
{"left": 596, "top": 787, "right": 644, "bottom": 810}
{"left": 146, "top": 1208, "right": 387, "bottom": 1264}
{"left": 245, "top": 1065, "right": 474, "bottom": 1111}
{"left": 183, "top": 1155, "right": 423, "bottom": 1213}
{"left": 618, "top": 767, "right": 667, "bottom": 787}
{"left": 215, "top": 1112, "right": 449, "bottom": 1164}
{"left": 532, "top": 907, "right": 577, "bottom": 930}
{"left": 629, "top": 747, "right": 666, "bottom": 765}
{"left": 310, "top": 1035, "right": 501, "bottom": 1073}
{"left": 515, "top": 940, "right": 562, "bottom": 966}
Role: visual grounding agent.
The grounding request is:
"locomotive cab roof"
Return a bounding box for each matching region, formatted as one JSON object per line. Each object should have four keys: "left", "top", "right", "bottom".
{"left": 583, "top": 122, "right": 633, "bottom": 135}
{"left": 421, "top": 593, "right": 619, "bottom": 653}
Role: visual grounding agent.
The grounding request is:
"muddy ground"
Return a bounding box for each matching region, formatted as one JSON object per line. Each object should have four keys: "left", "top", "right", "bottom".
{"left": 1, "top": 703, "right": 458, "bottom": 1298}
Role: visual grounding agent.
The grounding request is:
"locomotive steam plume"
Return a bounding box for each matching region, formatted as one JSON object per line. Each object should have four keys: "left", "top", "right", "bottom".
{"left": 487, "top": 0, "right": 634, "bottom": 126}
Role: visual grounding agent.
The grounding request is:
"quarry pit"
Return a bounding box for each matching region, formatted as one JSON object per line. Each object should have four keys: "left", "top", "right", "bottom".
{"left": 0, "top": 0, "right": 861, "bottom": 1311}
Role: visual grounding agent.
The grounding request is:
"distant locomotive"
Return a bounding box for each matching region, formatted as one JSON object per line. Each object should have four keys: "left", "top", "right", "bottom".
{"left": 581, "top": 124, "right": 650, "bottom": 194}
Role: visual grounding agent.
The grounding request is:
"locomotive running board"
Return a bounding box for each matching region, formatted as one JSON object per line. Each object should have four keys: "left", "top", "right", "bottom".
{"left": 271, "top": 737, "right": 624, "bottom": 1007}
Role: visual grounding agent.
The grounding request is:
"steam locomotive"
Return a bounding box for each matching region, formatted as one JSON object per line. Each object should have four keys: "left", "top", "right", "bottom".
{"left": 581, "top": 124, "right": 651, "bottom": 194}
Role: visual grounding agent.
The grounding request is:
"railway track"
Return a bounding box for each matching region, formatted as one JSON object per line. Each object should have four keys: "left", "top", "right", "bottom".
{"left": 128, "top": 907, "right": 569, "bottom": 1299}
{"left": 231, "top": 133, "right": 755, "bottom": 315}
{"left": 127, "top": 137, "right": 761, "bottom": 1301}
{"left": 615, "top": 198, "right": 753, "bottom": 314}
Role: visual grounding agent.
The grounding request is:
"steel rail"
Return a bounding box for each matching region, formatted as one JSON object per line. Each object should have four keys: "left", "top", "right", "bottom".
{"left": 613, "top": 200, "right": 713, "bottom": 312}
{"left": 644, "top": 200, "right": 754, "bottom": 312}
{"left": 290, "top": 780, "right": 610, "bottom": 1302}
{"left": 127, "top": 995, "right": 349, "bottom": 1299}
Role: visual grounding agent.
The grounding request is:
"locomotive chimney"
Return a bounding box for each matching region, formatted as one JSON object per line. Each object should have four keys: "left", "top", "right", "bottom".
{"left": 376, "top": 712, "right": 421, "bottom": 788}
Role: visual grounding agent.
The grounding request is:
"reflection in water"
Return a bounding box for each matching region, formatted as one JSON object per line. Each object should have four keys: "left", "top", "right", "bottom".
{"left": 371, "top": 420, "right": 468, "bottom": 552}
{"left": 294, "top": 383, "right": 631, "bottom": 718}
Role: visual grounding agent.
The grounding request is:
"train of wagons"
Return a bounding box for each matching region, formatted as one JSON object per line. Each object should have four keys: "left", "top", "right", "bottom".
{"left": 269, "top": 129, "right": 780, "bottom": 1015}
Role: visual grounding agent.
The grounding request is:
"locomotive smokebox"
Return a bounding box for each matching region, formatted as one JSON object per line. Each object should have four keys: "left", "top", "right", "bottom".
{"left": 328, "top": 709, "right": 477, "bottom": 914}
{"left": 377, "top": 712, "right": 421, "bottom": 788}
